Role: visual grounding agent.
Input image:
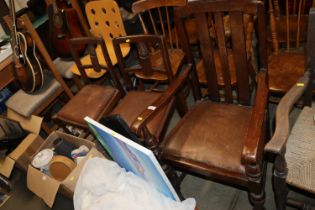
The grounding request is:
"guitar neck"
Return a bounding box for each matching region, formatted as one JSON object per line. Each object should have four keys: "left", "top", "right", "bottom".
{"left": 9, "top": 0, "right": 20, "bottom": 59}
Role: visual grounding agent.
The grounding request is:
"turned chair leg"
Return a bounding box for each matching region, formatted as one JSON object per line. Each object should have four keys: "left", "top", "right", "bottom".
{"left": 247, "top": 164, "right": 266, "bottom": 210}
{"left": 273, "top": 168, "right": 289, "bottom": 210}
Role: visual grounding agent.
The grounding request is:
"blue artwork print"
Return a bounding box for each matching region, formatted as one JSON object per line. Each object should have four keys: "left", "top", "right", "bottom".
{"left": 85, "top": 116, "right": 179, "bottom": 201}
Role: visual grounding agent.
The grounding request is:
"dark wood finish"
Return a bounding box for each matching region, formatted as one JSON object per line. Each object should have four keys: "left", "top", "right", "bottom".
{"left": 111, "top": 34, "right": 192, "bottom": 147}
{"left": 131, "top": 0, "right": 186, "bottom": 94}
{"left": 113, "top": 35, "right": 174, "bottom": 87}
{"left": 70, "top": 0, "right": 91, "bottom": 36}
{"left": 47, "top": 0, "right": 86, "bottom": 59}
{"left": 113, "top": 34, "right": 188, "bottom": 117}
{"left": 268, "top": 0, "right": 315, "bottom": 94}
{"left": 0, "top": 57, "right": 14, "bottom": 90}
{"left": 265, "top": 8, "right": 315, "bottom": 210}
{"left": 161, "top": 1, "right": 268, "bottom": 209}
{"left": 69, "top": 37, "right": 124, "bottom": 92}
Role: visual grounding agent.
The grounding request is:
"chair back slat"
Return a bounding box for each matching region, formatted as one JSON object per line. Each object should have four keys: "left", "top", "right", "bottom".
{"left": 286, "top": 0, "right": 290, "bottom": 49}
{"left": 269, "top": 0, "right": 314, "bottom": 52}
{"left": 230, "top": 11, "right": 250, "bottom": 105}
{"left": 157, "top": 8, "right": 166, "bottom": 36}
{"left": 148, "top": 10, "right": 158, "bottom": 34}
{"left": 175, "top": 0, "right": 265, "bottom": 104}
{"left": 214, "top": 12, "right": 233, "bottom": 102}
{"left": 132, "top": 0, "right": 187, "bottom": 49}
{"left": 196, "top": 13, "right": 220, "bottom": 101}
{"left": 165, "top": 7, "right": 173, "bottom": 48}
{"left": 274, "top": 0, "right": 281, "bottom": 18}
{"left": 270, "top": 0, "right": 280, "bottom": 54}
{"left": 296, "top": 0, "right": 303, "bottom": 48}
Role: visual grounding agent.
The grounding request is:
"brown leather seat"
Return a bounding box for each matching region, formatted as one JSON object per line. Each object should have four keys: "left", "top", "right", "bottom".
{"left": 54, "top": 37, "right": 124, "bottom": 131}
{"left": 163, "top": 101, "right": 252, "bottom": 183}
{"left": 56, "top": 85, "right": 120, "bottom": 128}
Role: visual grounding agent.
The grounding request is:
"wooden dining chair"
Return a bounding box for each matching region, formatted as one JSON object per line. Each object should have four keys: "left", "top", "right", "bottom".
{"left": 111, "top": 34, "right": 192, "bottom": 149}
{"left": 268, "top": 0, "right": 315, "bottom": 96}
{"left": 131, "top": 0, "right": 187, "bottom": 83}
{"left": 265, "top": 8, "right": 315, "bottom": 210}
{"left": 160, "top": 1, "right": 268, "bottom": 209}
{"left": 54, "top": 37, "right": 123, "bottom": 134}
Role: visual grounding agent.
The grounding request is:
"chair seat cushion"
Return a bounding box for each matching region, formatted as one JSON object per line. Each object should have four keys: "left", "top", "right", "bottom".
{"left": 162, "top": 101, "right": 252, "bottom": 184}
{"left": 6, "top": 72, "right": 61, "bottom": 118}
{"left": 286, "top": 106, "right": 315, "bottom": 193}
{"left": 56, "top": 85, "right": 120, "bottom": 128}
{"left": 268, "top": 52, "right": 305, "bottom": 93}
{"left": 111, "top": 91, "right": 174, "bottom": 141}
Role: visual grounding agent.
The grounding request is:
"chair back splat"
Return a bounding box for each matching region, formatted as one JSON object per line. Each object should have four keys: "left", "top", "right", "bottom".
{"left": 175, "top": 0, "right": 267, "bottom": 105}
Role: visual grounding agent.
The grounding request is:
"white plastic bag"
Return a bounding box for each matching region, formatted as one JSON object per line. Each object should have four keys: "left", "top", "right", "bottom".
{"left": 74, "top": 157, "right": 196, "bottom": 210}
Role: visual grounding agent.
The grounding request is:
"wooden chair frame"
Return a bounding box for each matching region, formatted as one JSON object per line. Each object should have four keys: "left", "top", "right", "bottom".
{"left": 265, "top": 8, "right": 315, "bottom": 210}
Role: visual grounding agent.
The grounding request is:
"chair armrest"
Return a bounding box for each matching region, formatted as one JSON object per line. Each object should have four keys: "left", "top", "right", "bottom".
{"left": 130, "top": 64, "right": 192, "bottom": 136}
{"left": 241, "top": 71, "right": 268, "bottom": 166}
{"left": 265, "top": 72, "right": 310, "bottom": 155}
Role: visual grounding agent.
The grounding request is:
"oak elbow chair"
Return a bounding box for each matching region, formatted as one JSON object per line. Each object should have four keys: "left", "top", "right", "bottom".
{"left": 160, "top": 1, "right": 269, "bottom": 209}
{"left": 265, "top": 7, "right": 315, "bottom": 210}
{"left": 113, "top": 34, "right": 189, "bottom": 116}
{"left": 111, "top": 34, "right": 192, "bottom": 150}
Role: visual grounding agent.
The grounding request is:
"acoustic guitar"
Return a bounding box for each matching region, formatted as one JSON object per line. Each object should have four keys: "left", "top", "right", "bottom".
{"left": 48, "top": 0, "right": 86, "bottom": 59}
{"left": 9, "top": 0, "right": 44, "bottom": 93}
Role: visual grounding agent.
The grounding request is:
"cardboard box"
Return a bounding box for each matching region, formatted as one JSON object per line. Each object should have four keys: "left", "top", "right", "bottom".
{"left": 27, "top": 131, "right": 104, "bottom": 207}
{"left": 0, "top": 108, "right": 44, "bottom": 177}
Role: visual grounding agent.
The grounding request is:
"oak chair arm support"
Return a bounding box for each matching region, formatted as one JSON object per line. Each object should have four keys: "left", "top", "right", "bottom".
{"left": 130, "top": 64, "right": 191, "bottom": 136}
{"left": 265, "top": 72, "right": 310, "bottom": 155}
{"left": 241, "top": 71, "right": 268, "bottom": 165}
